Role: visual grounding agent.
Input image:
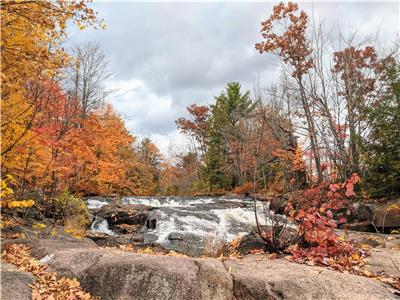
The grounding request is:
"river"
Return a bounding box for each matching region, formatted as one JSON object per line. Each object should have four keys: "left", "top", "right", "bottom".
{"left": 87, "top": 196, "right": 270, "bottom": 255}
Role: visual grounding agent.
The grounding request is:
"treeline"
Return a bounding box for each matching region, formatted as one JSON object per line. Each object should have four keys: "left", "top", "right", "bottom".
{"left": 2, "top": 1, "right": 399, "bottom": 199}
{"left": 1, "top": 1, "right": 162, "bottom": 197}
{"left": 171, "top": 2, "right": 400, "bottom": 198}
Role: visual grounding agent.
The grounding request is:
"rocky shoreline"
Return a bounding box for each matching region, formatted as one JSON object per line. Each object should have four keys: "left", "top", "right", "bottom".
{"left": 2, "top": 216, "right": 400, "bottom": 300}
{"left": 1, "top": 197, "right": 400, "bottom": 299}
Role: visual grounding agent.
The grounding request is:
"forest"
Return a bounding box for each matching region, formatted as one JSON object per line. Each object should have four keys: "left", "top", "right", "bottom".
{"left": 1, "top": 1, "right": 400, "bottom": 299}
{"left": 1, "top": 1, "right": 399, "bottom": 200}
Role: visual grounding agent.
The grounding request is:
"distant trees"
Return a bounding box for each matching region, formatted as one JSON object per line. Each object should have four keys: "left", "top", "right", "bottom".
{"left": 65, "top": 42, "right": 111, "bottom": 119}
{"left": 254, "top": 1, "right": 399, "bottom": 197}
{"left": 1, "top": 0, "right": 163, "bottom": 198}
{"left": 173, "top": 1, "right": 399, "bottom": 198}
{"left": 176, "top": 82, "right": 302, "bottom": 193}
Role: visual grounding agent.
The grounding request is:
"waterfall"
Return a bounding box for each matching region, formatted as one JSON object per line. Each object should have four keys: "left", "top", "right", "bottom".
{"left": 90, "top": 216, "right": 115, "bottom": 235}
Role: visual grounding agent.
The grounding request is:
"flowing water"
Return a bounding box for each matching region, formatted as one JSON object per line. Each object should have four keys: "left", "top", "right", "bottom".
{"left": 87, "top": 196, "right": 271, "bottom": 255}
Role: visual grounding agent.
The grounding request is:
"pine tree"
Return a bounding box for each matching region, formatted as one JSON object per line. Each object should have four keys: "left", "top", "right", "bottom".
{"left": 363, "top": 60, "right": 400, "bottom": 197}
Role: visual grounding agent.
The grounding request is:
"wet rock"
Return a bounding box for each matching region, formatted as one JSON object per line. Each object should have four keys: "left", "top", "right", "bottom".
{"left": 168, "top": 232, "right": 184, "bottom": 241}
{"left": 93, "top": 204, "right": 152, "bottom": 234}
{"left": 146, "top": 218, "right": 157, "bottom": 229}
{"left": 1, "top": 261, "right": 35, "bottom": 300}
{"left": 86, "top": 231, "right": 143, "bottom": 247}
{"left": 344, "top": 221, "right": 375, "bottom": 232}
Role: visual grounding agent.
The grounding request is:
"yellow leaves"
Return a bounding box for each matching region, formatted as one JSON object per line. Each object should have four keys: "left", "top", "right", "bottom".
{"left": 8, "top": 200, "right": 35, "bottom": 208}
{"left": 1, "top": 175, "right": 15, "bottom": 198}
{"left": 140, "top": 247, "right": 154, "bottom": 254}
{"left": 64, "top": 228, "right": 84, "bottom": 239}
{"left": 32, "top": 223, "right": 47, "bottom": 230}
{"left": 2, "top": 244, "right": 98, "bottom": 300}
{"left": 351, "top": 253, "right": 361, "bottom": 261}
{"left": 51, "top": 228, "right": 58, "bottom": 237}
{"left": 1, "top": 175, "right": 35, "bottom": 209}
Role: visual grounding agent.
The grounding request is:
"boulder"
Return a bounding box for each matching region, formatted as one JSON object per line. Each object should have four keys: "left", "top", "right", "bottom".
{"left": 365, "top": 248, "right": 400, "bottom": 277}
{"left": 373, "top": 202, "right": 400, "bottom": 228}
{"left": 30, "top": 236, "right": 98, "bottom": 259}
{"left": 43, "top": 248, "right": 397, "bottom": 300}
{"left": 93, "top": 204, "right": 152, "bottom": 234}
{"left": 224, "top": 255, "right": 398, "bottom": 300}
{"left": 237, "top": 226, "right": 298, "bottom": 254}
{"left": 347, "top": 200, "right": 400, "bottom": 232}
{"left": 1, "top": 261, "right": 35, "bottom": 300}
{"left": 46, "top": 248, "right": 234, "bottom": 300}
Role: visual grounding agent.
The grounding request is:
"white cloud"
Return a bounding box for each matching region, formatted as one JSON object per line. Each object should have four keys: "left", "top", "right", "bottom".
{"left": 67, "top": 2, "right": 399, "bottom": 155}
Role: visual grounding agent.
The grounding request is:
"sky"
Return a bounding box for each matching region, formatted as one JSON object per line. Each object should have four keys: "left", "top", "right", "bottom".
{"left": 66, "top": 1, "right": 399, "bottom": 156}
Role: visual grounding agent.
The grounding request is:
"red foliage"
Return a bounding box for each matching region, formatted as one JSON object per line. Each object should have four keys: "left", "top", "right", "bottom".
{"left": 255, "top": 2, "right": 313, "bottom": 78}
{"left": 286, "top": 174, "right": 363, "bottom": 267}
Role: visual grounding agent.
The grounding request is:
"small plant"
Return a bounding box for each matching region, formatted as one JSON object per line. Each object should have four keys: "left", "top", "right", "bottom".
{"left": 255, "top": 174, "right": 364, "bottom": 269}
{"left": 47, "top": 190, "right": 90, "bottom": 234}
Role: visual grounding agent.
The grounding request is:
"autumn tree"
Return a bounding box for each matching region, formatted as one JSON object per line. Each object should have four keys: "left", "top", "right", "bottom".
{"left": 256, "top": 2, "right": 323, "bottom": 182}
{"left": 332, "top": 46, "right": 382, "bottom": 174}
{"left": 1, "top": 0, "right": 102, "bottom": 157}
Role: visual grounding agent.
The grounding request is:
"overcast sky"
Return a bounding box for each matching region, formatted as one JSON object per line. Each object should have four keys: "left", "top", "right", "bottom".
{"left": 66, "top": 1, "right": 399, "bottom": 155}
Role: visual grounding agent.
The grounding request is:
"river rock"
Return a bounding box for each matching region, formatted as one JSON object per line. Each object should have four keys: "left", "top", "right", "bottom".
{"left": 43, "top": 248, "right": 397, "bottom": 300}
{"left": 372, "top": 201, "right": 400, "bottom": 228}
{"left": 1, "top": 261, "right": 35, "bottom": 300}
{"left": 237, "top": 226, "right": 298, "bottom": 254}
{"left": 85, "top": 231, "right": 143, "bottom": 247}
{"left": 93, "top": 204, "right": 152, "bottom": 234}
{"left": 346, "top": 200, "right": 400, "bottom": 232}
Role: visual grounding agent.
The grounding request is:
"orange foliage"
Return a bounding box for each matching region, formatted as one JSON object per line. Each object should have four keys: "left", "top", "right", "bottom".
{"left": 3, "top": 80, "right": 162, "bottom": 196}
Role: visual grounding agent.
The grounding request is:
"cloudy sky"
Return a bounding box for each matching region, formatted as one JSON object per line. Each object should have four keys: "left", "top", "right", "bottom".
{"left": 66, "top": 1, "right": 399, "bottom": 155}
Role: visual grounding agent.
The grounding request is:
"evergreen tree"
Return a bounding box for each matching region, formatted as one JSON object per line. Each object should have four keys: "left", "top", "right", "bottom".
{"left": 363, "top": 60, "right": 400, "bottom": 197}
{"left": 204, "top": 82, "right": 255, "bottom": 190}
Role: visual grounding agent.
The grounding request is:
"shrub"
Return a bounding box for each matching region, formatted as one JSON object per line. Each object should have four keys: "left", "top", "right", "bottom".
{"left": 255, "top": 174, "right": 363, "bottom": 267}
{"left": 233, "top": 182, "right": 254, "bottom": 195}
{"left": 47, "top": 191, "right": 90, "bottom": 233}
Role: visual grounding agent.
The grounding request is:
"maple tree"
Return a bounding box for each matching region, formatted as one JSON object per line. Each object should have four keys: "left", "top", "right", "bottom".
{"left": 1, "top": 0, "right": 102, "bottom": 157}
{"left": 256, "top": 1, "right": 323, "bottom": 182}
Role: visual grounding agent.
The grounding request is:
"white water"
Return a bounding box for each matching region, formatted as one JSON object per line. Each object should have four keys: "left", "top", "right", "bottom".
{"left": 121, "top": 196, "right": 243, "bottom": 207}
{"left": 90, "top": 216, "right": 115, "bottom": 235}
{"left": 87, "top": 198, "right": 109, "bottom": 209}
{"left": 87, "top": 196, "right": 272, "bottom": 252}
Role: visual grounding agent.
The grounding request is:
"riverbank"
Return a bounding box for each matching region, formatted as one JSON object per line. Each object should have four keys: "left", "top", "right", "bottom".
{"left": 1, "top": 208, "right": 400, "bottom": 299}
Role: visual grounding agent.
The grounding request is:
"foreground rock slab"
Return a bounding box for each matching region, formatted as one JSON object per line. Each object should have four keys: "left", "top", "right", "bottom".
{"left": 44, "top": 248, "right": 397, "bottom": 300}
{"left": 1, "top": 261, "right": 34, "bottom": 300}
{"left": 46, "top": 248, "right": 233, "bottom": 300}
{"left": 225, "top": 255, "right": 397, "bottom": 300}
